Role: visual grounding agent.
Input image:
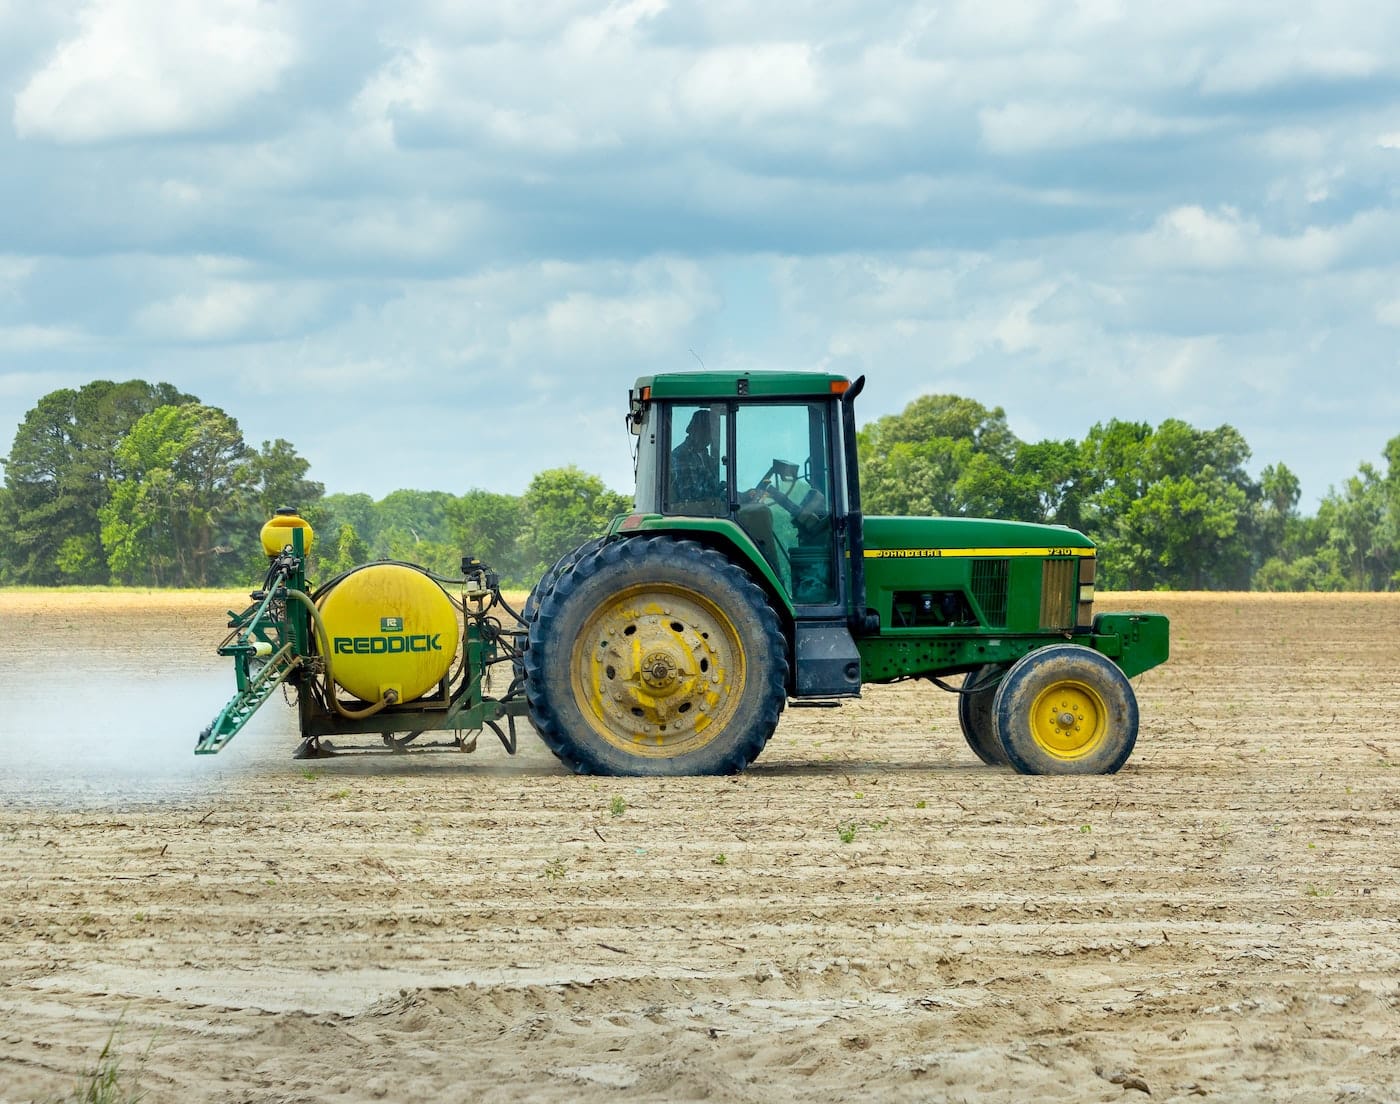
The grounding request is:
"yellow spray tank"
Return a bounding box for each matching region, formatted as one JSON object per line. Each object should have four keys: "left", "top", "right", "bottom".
{"left": 315, "top": 563, "right": 459, "bottom": 705}
{"left": 261, "top": 506, "right": 315, "bottom": 558}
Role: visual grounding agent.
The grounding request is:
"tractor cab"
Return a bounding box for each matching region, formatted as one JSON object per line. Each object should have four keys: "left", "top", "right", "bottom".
{"left": 626, "top": 371, "right": 856, "bottom": 612}
{"left": 622, "top": 371, "right": 866, "bottom": 700}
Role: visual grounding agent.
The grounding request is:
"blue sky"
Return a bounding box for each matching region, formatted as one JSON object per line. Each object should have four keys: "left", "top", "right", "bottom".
{"left": 3, "top": 0, "right": 1399, "bottom": 509}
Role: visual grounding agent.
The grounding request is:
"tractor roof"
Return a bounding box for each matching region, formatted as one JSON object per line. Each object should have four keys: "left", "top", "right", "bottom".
{"left": 635, "top": 370, "right": 852, "bottom": 401}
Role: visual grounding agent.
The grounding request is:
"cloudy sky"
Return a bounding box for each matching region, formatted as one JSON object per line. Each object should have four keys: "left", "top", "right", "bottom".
{"left": 3, "top": 0, "right": 1399, "bottom": 508}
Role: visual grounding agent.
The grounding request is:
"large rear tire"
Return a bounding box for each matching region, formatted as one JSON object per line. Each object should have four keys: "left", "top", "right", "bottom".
{"left": 524, "top": 537, "right": 787, "bottom": 776}
{"left": 958, "top": 665, "right": 1009, "bottom": 766}
{"left": 992, "top": 644, "right": 1138, "bottom": 775}
{"left": 513, "top": 537, "right": 609, "bottom": 685}
{"left": 522, "top": 536, "right": 610, "bottom": 627}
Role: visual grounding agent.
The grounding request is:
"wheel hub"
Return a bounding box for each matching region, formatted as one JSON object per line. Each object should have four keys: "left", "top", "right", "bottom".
{"left": 571, "top": 584, "right": 745, "bottom": 755}
{"left": 1029, "top": 681, "right": 1106, "bottom": 758}
{"left": 641, "top": 650, "right": 680, "bottom": 691}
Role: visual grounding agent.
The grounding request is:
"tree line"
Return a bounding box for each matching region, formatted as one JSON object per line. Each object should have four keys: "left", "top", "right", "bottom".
{"left": 0, "top": 380, "right": 626, "bottom": 590}
{"left": 1, "top": 378, "right": 1396, "bottom": 591}
{"left": 858, "top": 395, "right": 1400, "bottom": 591}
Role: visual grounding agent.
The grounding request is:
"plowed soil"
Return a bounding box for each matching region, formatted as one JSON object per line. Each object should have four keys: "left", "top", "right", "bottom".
{"left": 1, "top": 591, "right": 1397, "bottom": 1103}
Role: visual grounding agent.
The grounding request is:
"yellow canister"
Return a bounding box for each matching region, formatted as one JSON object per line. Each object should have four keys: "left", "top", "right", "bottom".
{"left": 260, "top": 507, "right": 315, "bottom": 558}
{"left": 316, "top": 564, "right": 459, "bottom": 704}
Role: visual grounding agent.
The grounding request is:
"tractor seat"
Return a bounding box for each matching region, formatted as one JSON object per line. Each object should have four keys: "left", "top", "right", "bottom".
{"left": 737, "top": 502, "right": 791, "bottom": 591}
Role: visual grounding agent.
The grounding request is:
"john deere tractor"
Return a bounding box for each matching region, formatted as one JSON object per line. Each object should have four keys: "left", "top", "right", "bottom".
{"left": 199, "top": 371, "right": 1168, "bottom": 775}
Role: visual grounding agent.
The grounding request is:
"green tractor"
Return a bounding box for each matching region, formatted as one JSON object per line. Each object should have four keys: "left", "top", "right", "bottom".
{"left": 199, "top": 371, "right": 1168, "bottom": 775}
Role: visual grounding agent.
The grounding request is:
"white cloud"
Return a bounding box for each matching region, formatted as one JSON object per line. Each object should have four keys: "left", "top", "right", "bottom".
{"left": 1140, "top": 206, "right": 1255, "bottom": 269}
{"left": 1134, "top": 206, "right": 1355, "bottom": 273}
{"left": 979, "top": 100, "right": 1208, "bottom": 154}
{"left": 0, "top": 324, "right": 83, "bottom": 351}
{"left": 1377, "top": 298, "right": 1400, "bottom": 327}
{"left": 332, "top": 201, "right": 483, "bottom": 264}
{"left": 564, "top": 0, "right": 667, "bottom": 54}
{"left": 351, "top": 44, "right": 441, "bottom": 149}
{"left": 676, "top": 43, "right": 825, "bottom": 125}
{"left": 0, "top": 256, "right": 37, "bottom": 296}
{"left": 1199, "top": 43, "right": 1380, "bottom": 95}
{"left": 508, "top": 259, "right": 717, "bottom": 358}
{"left": 134, "top": 281, "right": 320, "bottom": 343}
{"left": 352, "top": 37, "right": 640, "bottom": 155}
{"left": 13, "top": 0, "right": 298, "bottom": 143}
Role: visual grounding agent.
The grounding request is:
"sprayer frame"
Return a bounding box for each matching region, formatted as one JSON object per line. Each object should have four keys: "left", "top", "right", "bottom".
{"left": 197, "top": 528, "right": 527, "bottom": 757}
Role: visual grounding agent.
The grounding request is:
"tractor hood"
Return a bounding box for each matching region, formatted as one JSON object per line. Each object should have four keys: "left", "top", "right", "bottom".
{"left": 862, "top": 515, "right": 1095, "bottom": 556}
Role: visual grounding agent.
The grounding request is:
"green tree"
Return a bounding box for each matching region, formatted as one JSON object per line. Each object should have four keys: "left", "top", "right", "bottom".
{"left": 322, "top": 493, "right": 379, "bottom": 549}
{"left": 321, "top": 522, "right": 370, "bottom": 578}
{"left": 519, "top": 466, "right": 629, "bottom": 580}
{"left": 953, "top": 439, "right": 1087, "bottom": 526}
{"left": 1081, "top": 419, "right": 1258, "bottom": 589}
{"left": 99, "top": 404, "right": 253, "bottom": 586}
{"left": 858, "top": 395, "right": 1019, "bottom": 517}
{"left": 448, "top": 489, "right": 526, "bottom": 584}
{"left": 1254, "top": 462, "right": 1302, "bottom": 563}
{"left": 231, "top": 438, "right": 327, "bottom": 577}
{"left": 857, "top": 393, "right": 1090, "bottom": 527}
{"left": 373, "top": 489, "right": 459, "bottom": 576}
{"left": 249, "top": 438, "right": 324, "bottom": 519}
{"left": 1313, "top": 449, "right": 1399, "bottom": 590}
{"left": 0, "top": 380, "right": 195, "bottom": 584}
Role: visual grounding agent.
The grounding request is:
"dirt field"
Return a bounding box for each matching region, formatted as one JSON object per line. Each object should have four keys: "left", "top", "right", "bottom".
{"left": 1, "top": 590, "right": 1397, "bottom": 1103}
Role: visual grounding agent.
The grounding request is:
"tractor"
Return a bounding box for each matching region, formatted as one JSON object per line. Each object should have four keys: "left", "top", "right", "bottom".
{"left": 199, "top": 371, "right": 1169, "bottom": 775}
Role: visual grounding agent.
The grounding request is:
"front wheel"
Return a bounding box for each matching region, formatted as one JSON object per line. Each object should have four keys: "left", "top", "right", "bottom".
{"left": 523, "top": 537, "right": 788, "bottom": 776}
{"left": 992, "top": 644, "right": 1138, "bottom": 775}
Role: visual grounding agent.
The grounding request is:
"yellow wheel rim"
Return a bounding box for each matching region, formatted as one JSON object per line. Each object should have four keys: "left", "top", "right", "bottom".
{"left": 570, "top": 582, "right": 746, "bottom": 757}
{"left": 1028, "top": 679, "right": 1107, "bottom": 760}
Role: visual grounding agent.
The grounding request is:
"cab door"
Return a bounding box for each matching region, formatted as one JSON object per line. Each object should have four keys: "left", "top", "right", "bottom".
{"left": 731, "top": 401, "right": 841, "bottom": 609}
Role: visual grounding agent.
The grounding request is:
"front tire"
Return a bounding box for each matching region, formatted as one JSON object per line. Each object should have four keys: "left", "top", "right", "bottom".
{"left": 524, "top": 537, "right": 788, "bottom": 776}
{"left": 992, "top": 644, "right": 1138, "bottom": 775}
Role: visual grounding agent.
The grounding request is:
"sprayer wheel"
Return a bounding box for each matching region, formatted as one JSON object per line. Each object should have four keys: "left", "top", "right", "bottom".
{"left": 524, "top": 536, "right": 787, "bottom": 776}
{"left": 957, "top": 664, "right": 1009, "bottom": 766}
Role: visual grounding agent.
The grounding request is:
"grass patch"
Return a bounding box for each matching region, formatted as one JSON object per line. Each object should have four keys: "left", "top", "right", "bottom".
{"left": 58, "top": 1016, "right": 150, "bottom": 1104}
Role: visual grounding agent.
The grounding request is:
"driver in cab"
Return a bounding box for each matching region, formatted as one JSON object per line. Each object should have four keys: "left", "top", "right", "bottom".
{"left": 669, "top": 409, "right": 721, "bottom": 513}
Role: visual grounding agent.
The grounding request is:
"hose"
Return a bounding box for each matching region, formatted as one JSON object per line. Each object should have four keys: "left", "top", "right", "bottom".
{"left": 931, "top": 669, "right": 1004, "bottom": 697}
{"left": 284, "top": 588, "right": 399, "bottom": 720}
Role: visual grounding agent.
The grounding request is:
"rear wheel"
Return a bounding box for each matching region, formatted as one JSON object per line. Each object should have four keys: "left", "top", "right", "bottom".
{"left": 512, "top": 536, "right": 609, "bottom": 685}
{"left": 957, "top": 665, "right": 1009, "bottom": 766}
{"left": 992, "top": 644, "right": 1138, "bottom": 775}
{"left": 522, "top": 537, "right": 610, "bottom": 627}
{"left": 524, "top": 537, "right": 788, "bottom": 776}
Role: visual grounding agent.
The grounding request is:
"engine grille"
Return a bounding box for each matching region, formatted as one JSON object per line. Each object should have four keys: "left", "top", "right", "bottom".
{"left": 971, "top": 559, "right": 1009, "bottom": 627}
{"left": 1039, "top": 558, "right": 1077, "bottom": 630}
